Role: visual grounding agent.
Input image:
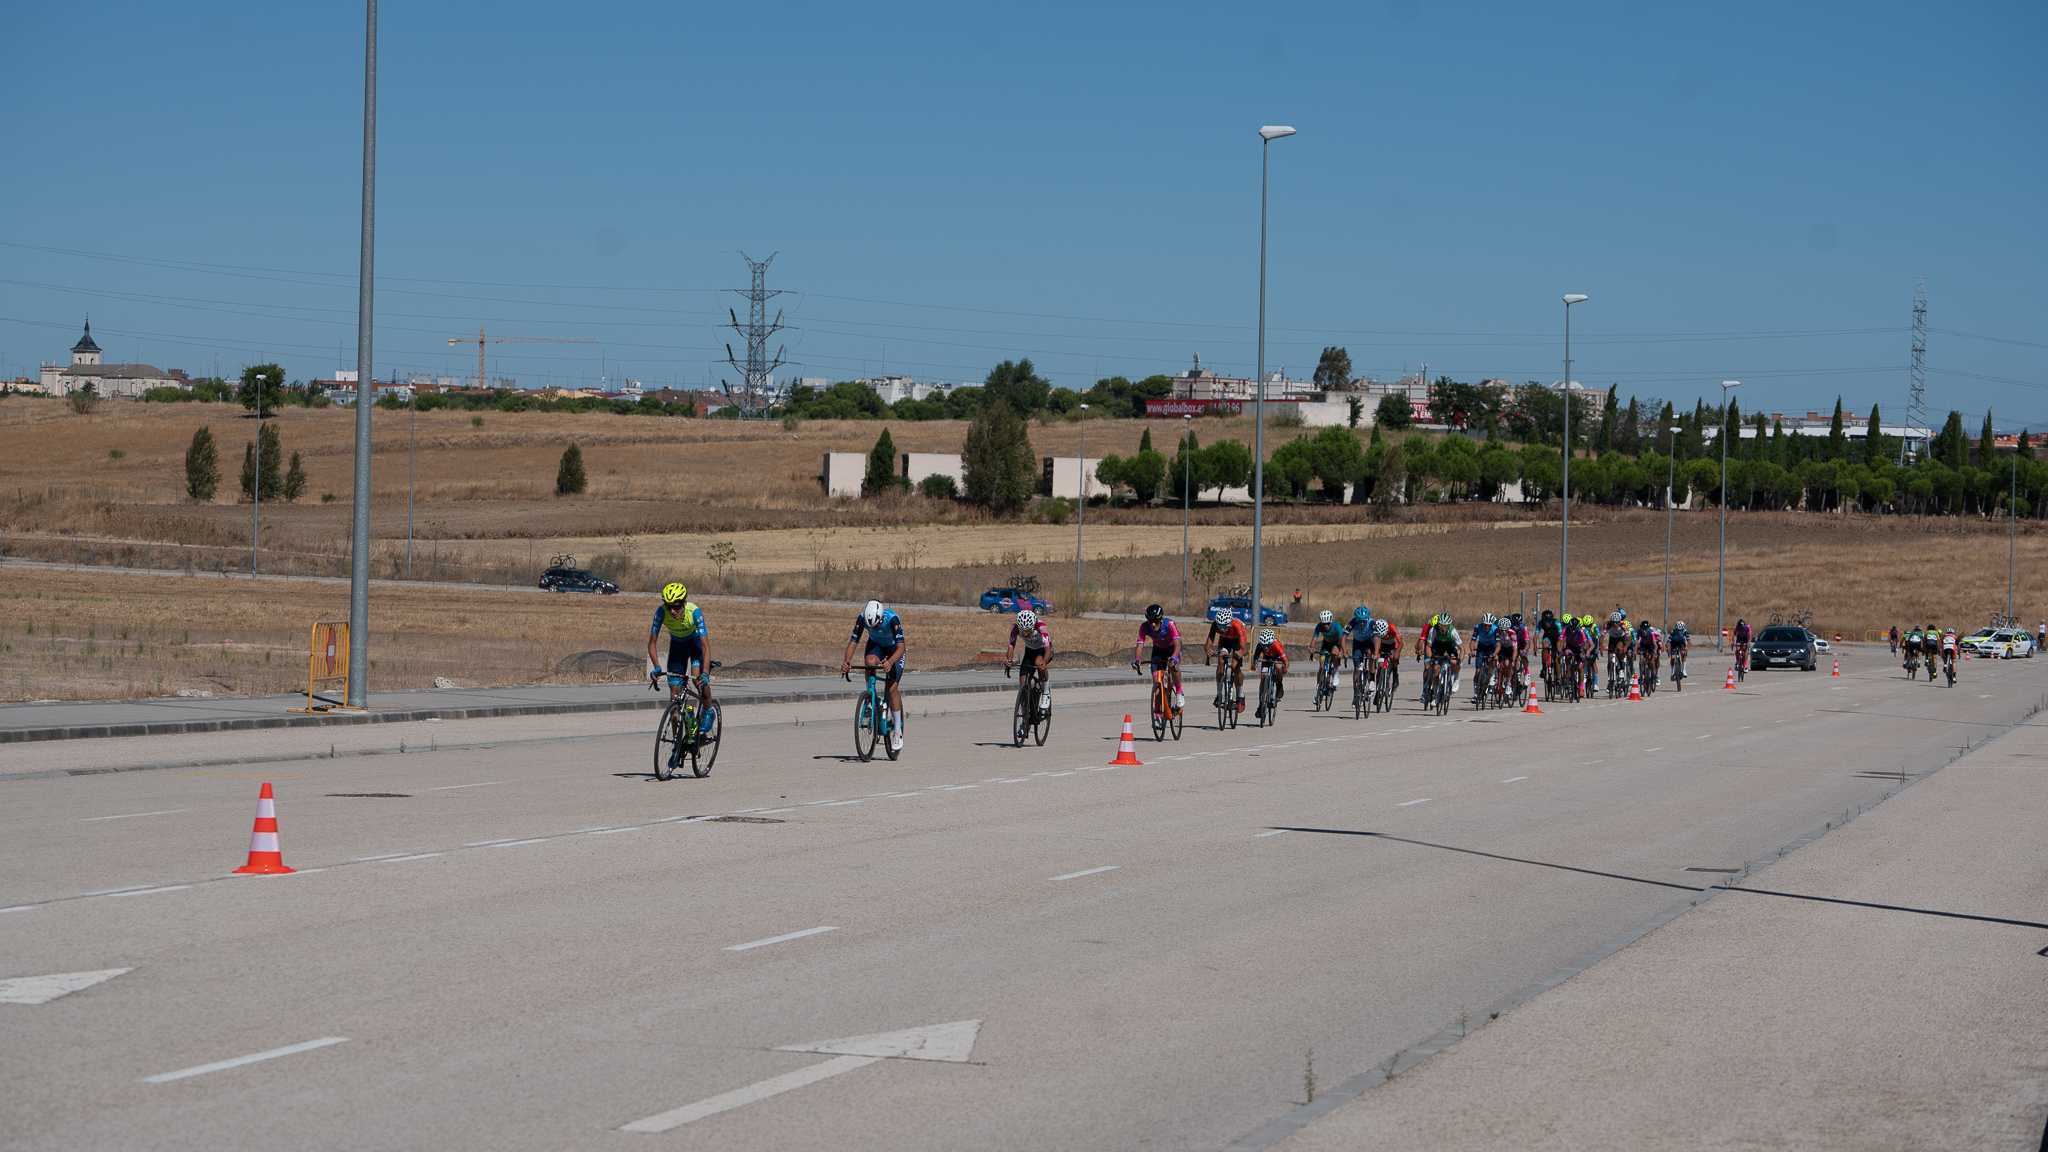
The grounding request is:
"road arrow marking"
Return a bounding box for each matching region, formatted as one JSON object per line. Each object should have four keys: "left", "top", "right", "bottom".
{"left": 620, "top": 1020, "right": 980, "bottom": 1133}
{"left": 0, "top": 967, "right": 132, "bottom": 1005}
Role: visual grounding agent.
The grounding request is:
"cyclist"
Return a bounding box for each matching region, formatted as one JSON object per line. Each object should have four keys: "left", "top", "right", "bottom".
{"left": 1470, "top": 612, "right": 1503, "bottom": 703}
{"left": 1605, "top": 610, "right": 1633, "bottom": 687}
{"left": 1537, "top": 608, "right": 1563, "bottom": 686}
{"left": 1888, "top": 625, "right": 1900, "bottom": 655}
{"left": 1903, "top": 624, "right": 1924, "bottom": 672}
{"left": 1250, "top": 627, "right": 1290, "bottom": 719}
{"left": 1669, "top": 620, "right": 1691, "bottom": 686}
{"left": 1369, "top": 617, "right": 1402, "bottom": 698}
{"left": 1006, "top": 608, "right": 1052, "bottom": 712}
{"left": 1508, "top": 612, "right": 1531, "bottom": 682}
{"left": 1561, "top": 612, "right": 1590, "bottom": 696}
{"left": 1733, "top": 617, "right": 1752, "bottom": 673}
{"left": 1311, "top": 610, "right": 1347, "bottom": 699}
{"left": 842, "top": 599, "right": 909, "bottom": 754}
{"left": 1920, "top": 623, "right": 1942, "bottom": 673}
{"left": 1636, "top": 619, "right": 1661, "bottom": 691}
{"left": 1205, "top": 607, "right": 1252, "bottom": 714}
{"left": 1580, "top": 615, "right": 1601, "bottom": 694}
{"left": 1940, "top": 625, "right": 1959, "bottom": 681}
{"left": 1426, "top": 612, "right": 1462, "bottom": 703}
{"left": 647, "top": 582, "right": 715, "bottom": 748}
{"left": 1132, "top": 604, "right": 1185, "bottom": 712}
{"left": 1496, "top": 612, "right": 1524, "bottom": 698}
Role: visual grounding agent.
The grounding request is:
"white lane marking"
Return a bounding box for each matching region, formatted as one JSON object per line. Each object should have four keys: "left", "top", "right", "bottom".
{"left": 1254, "top": 829, "right": 1290, "bottom": 838}
{"left": 756, "top": 807, "right": 797, "bottom": 815}
{"left": 816, "top": 799, "right": 864, "bottom": 807}
{"left": 107, "top": 885, "right": 191, "bottom": 898}
{"left": 876, "top": 792, "right": 924, "bottom": 799}
{"left": 463, "top": 838, "right": 522, "bottom": 848}
{"left": 427, "top": 781, "right": 503, "bottom": 791}
{"left": 725, "top": 926, "right": 839, "bottom": 952}
{"left": 1589, "top": 759, "right": 1605, "bottom": 766}
{"left": 1501, "top": 776, "right": 1528, "bottom": 784}
{"left": 1695, "top": 734, "right": 1713, "bottom": 740}
{"left": 620, "top": 1054, "right": 877, "bottom": 1132}
{"left": 580, "top": 827, "right": 639, "bottom": 836}
{"left": 1979, "top": 693, "right": 1992, "bottom": 699}
{"left": 80, "top": 809, "right": 187, "bottom": 823}
{"left": 993, "top": 777, "right": 1031, "bottom": 784}
{"left": 1041, "top": 771, "right": 1075, "bottom": 778}
{"left": 80, "top": 885, "right": 156, "bottom": 897}
{"left": 279, "top": 868, "right": 330, "bottom": 876}
{"left": 1644, "top": 746, "right": 1664, "bottom": 753}
{"left": 0, "top": 905, "right": 38, "bottom": 913}
{"left": 372, "top": 853, "right": 443, "bottom": 864}
{"left": 0, "top": 967, "right": 131, "bottom": 1004}
{"left": 1397, "top": 798, "right": 1432, "bottom": 807}
{"left": 658, "top": 814, "right": 718, "bottom": 824}
{"left": 937, "top": 784, "right": 978, "bottom": 792}
{"left": 485, "top": 838, "right": 551, "bottom": 848}
{"left": 1740, "top": 725, "right": 1752, "bottom": 730}
{"left": 142, "top": 1037, "right": 349, "bottom": 1084}
{"left": 1050, "top": 865, "right": 1120, "bottom": 882}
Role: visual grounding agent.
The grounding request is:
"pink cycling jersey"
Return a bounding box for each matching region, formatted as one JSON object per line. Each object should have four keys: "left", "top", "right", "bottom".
{"left": 1139, "top": 619, "right": 1181, "bottom": 650}
{"left": 1010, "top": 620, "right": 1050, "bottom": 651}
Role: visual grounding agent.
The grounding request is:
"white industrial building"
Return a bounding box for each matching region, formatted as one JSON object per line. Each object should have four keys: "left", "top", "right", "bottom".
{"left": 39, "top": 320, "right": 187, "bottom": 398}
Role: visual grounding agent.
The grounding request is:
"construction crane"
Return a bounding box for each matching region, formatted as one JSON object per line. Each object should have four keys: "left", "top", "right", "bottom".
{"left": 446, "top": 327, "right": 597, "bottom": 390}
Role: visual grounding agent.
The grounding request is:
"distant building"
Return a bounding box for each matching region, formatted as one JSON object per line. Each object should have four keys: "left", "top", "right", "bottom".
{"left": 1166, "top": 353, "right": 1312, "bottom": 405}
{"left": 40, "top": 319, "right": 187, "bottom": 398}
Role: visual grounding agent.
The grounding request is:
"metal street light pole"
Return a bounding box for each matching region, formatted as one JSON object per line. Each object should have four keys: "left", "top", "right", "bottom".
{"left": 250, "top": 370, "right": 261, "bottom": 576}
{"left": 1663, "top": 425, "right": 1680, "bottom": 629}
{"left": 1559, "top": 294, "right": 1587, "bottom": 618}
{"left": 1075, "top": 403, "right": 1089, "bottom": 598}
{"left": 346, "top": 0, "right": 378, "bottom": 705}
{"left": 1182, "top": 413, "right": 1192, "bottom": 615}
{"left": 1717, "top": 379, "right": 1741, "bottom": 652}
{"left": 1251, "top": 125, "right": 1296, "bottom": 628}
{"left": 2009, "top": 447, "right": 2017, "bottom": 621}
{"left": 405, "top": 384, "right": 416, "bottom": 579}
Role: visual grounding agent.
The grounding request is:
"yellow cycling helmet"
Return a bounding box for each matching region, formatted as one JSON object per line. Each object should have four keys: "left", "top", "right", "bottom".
{"left": 661, "top": 581, "right": 689, "bottom": 605}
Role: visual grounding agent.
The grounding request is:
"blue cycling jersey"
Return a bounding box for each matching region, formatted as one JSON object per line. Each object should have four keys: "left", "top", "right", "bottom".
{"left": 1473, "top": 623, "right": 1500, "bottom": 652}
{"left": 850, "top": 609, "right": 906, "bottom": 655}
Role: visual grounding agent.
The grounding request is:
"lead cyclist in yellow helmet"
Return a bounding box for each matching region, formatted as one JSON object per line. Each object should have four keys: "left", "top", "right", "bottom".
{"left": 648, "top": 582, "right": 715, "bottom": 727}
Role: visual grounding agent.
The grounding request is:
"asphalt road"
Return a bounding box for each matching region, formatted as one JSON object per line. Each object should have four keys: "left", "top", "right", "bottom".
{"left": 2, "top": 655, "right": 2038, "bottom": 1150}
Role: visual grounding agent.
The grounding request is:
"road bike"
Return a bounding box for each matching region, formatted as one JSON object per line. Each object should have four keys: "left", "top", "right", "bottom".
{"left": 651, "top": 660, "right": 722, "bottom": 780}
{"left": 1007, "top": 660, "right": 1051, "bottom": 747}
{"left": 1422, "top": 655, "right": 1453, "bottom": 716}
{"left": 1540, "top": 646, "right": 1559, "bottom": 702}
{"left": 1313, "top": 652, "right": 1340, "bottom": 713}
{"left": 1254, "top": 658, "right": 1283, "bottom": 728}
{"left": 1562, "top": 649, "right": 1584, "bottom": 703}
{"left": 1472, "top": 654, "right": 1494, "bottom": 710}
{"left": 1733, "top": 643, "right": 1749, "bottom": 682}
{"left": 1374, "top": 655, "right": 1395, "bottom": 715}
{"left": 1942, "top": 651, "right": 1957, "bottom": 687}
{"left": 1209, "top": 653, "right": 1242, "bottom": 730}
{"left": 1351, "top": 655, "right": 1371, "bottom": 718}
{"left": 846, "top": 663, "right": 902, "bottom": 762}
{"left": 1670, "top": 648, "right": 1687, "bottom": 692}
{"left": 1142, "top": 662, "right": 1184, "bottom": 741}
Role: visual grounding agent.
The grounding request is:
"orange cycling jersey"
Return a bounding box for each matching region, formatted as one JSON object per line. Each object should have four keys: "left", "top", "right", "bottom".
{"left": 1210, "top": 618, "right": 1250, "bottom": 648}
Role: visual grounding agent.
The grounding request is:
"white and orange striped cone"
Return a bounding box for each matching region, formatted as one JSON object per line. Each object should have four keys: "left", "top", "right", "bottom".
{"left": 1627, "top": 673, "right": 1642, "bottom": 701}
{"left": 1522, "top": 682, "right": 1543, "bottom": 715}
{"left": 232, "top": 781, "right": 294, "bottom": 875}
{"left": 1109, "top": 714, "right": 1144, "bottom": 766}
{"left": 1831, "top": 658, "right": 1841, "bottom": 677}
{"left": 1723, "top": 666, "right": 1738, "bottom": 690}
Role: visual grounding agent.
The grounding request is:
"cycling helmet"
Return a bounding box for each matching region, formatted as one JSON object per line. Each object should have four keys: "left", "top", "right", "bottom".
{"left": 1675, "top": 620, "right": 1686, "bottom": 630}
{"left": 1213, "top": 607, "right": 1234, "bottom": 625}
{"left": 862, "top": 599, "right": 884, "bottom": 627}
{"left": 1608, "top": 610, "right": 1624, "bottom": 624}
{"left": 1481, "top": 612, "right": 1497, "bottom": 627}
{"left": 661, "top": 582, "right": 688, "bottom": 605}
{"left": 1352, "top": 606, "right": 1370, "bottom": 623}
{"left": 1144, "top": 604, "right": 1164, "bottom": 623}
{"left": 1510, "top": 612, "right": 1524, "bottom": 625}
{"left": 1257, "top": 628, "right": 1277, "bottom": 646}
{"left": 1540, "top": 608, "right": 1554, "bottom": 621}
{"left": 1318, "top": 609, "right": 1334, "bottom": 625}
{"left": 1440, "top": 613, "right": 1455, "bottom": 628}
{"left": 1581, "top": 615, "right": 1595, "bottom": 628}
{"left": 1373, "top": 618, "right": 1389, "bottom": 636}
{"left": 1015, "top": 609, "right": 1037, "bottom": 629}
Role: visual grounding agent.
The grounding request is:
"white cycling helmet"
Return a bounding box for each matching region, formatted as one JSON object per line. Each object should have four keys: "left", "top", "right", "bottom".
{"left": 1015, "top": 609, "right": 1037, "bottom": 629}
{"left": 1318, "top": 609, "right": 1334, "bottom": 625}
{"left": 1609, "top": 610, "right": 1624, "bottom": 624}
{"left": 1674, "top": 620, "right": 1686, "bottom": 630}
{"left": 1481, "top": 612, "right": 1497, "bottom": 627}
{"left": 862, "top": 599, "right": 884, "bottom": 627}
{"left": 1213, "top": 607, "right": 1234, "bottom": 624}
{"left": 1257, "top": 628, "right": 1277, "bottom": 646}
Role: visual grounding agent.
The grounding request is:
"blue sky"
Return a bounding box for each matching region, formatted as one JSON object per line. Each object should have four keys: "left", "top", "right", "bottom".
{"left": 4, "top": 0, "right": 2043, "bottom": 425}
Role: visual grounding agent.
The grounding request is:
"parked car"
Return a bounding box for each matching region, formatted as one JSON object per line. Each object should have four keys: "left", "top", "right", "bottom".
{"left": 1812, "top": 636, "right": 1831, "bottom": 653}
{"left": 1962, "top": 628, "right": 2035, "bottom": 659}
{"left": 979, "top": 586, "right": 1054, "bottom": 614}
{"left": 1751, "top": 625, "right": 1818, "bottom": 671}
{"left": 538, "top": 566, "right": 620, "bottom": 595}
{"left": 1206, "top": 594, "right": 1288, "bottom": 628}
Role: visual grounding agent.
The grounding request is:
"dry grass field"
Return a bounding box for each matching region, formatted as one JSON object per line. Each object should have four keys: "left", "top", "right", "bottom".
{"left": 3, "top": 399, "right": 2041, "bottom": 700}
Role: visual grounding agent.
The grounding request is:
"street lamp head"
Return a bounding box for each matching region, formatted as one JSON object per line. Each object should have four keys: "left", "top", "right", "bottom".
{"left": 1720, "top": 379, "right": 1742, "bottom": 391}
{"left": 1562, "top": 293, "right": 1588, "bottom": 305}
{"left": 1258, "top": 125, "right": 1298, "bottom": 141}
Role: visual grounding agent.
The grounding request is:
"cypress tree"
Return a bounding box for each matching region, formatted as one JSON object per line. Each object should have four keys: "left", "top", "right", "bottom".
{"left": 184, "top": 426, "right": 219, "bottom": 501}
{"left": 1864, "top": 403, "right": 1882, "bottom": 464}
{"left": 556, "top": 443, "right": 587, "bottom": 495}
{"left": 1826, "top": 397, "right": 1846, "bottom": 460}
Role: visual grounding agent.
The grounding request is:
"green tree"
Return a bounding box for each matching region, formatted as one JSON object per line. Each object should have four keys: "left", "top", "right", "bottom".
{"left": 1617, "top": 395, "right": 1641, "bottom": 455}
{"left": 1199, "top": 439, "right": 1252, "bottom": 502}
{"left": 1124, "top": 449, "right": 1167, "bottom": 503}
{"left": 237, "top": 422, "right": 283, "bottom": 501}
{"left": 66, "top": 382, "right": 101, "bottom": 415}
{"left": 1826, "top": 397, "right": 1846, "bottom": 460}
{"left": 2018, "top": 429, "right": 2032, "bottom": 460}
{"left": 961, "top": 399, "right": 1037, "bottom": 515}
{"left": 918, "top": 473, "right": 958, "bottom": 500}
{"left": 1935, "top": 410, "right": 1967, "bottom": 470}
{"left": 1374, "top": 393, "right": 1412, "bottom": 430}
{"left": 1978, "top": 409, "right": 1996, "bottom": 467}
{"left": 1864, "top": 403, "right": 1884, "bottom": 464}
{"left": 1312, "top": 346, "right": 1352, "bottom": 391}
{"left": 1593, "top": 385, "right": 1618, "bottom": 454}
{"left": 238, "top": 363, "right": 285, "bottom": 415}
{"left": 1346, "top": 395, "right": 1363, "bottom": 429}
{"left": 1169, "top": 430, "right": 1205, "bottom": 503}
{"left": 1721, "top": 397, "right": 1741, "bottom": 460}
{"left": 1137, "top": 427, "right": 1154, "bottom": 454}
{"left": 1654, "top": 401, "right": 1677, "bottom": 457}
{"left": 282, "top": 451, "right": 306, "bottom": 503}
{"left": 982, "top": 359, "right": 1050, "bottom": 415}
{"left": 1770, "top": 416, "right": 1786, "bottom": 466}
{"left": 1307, "top": 425, "right": 1363, "bottom": 500}
{"left": 863, "top": 427, "right": 898, "bottom": 496}
{"left": 556, "top": 443, "right": 587, "bottom": 496}
{"left": 184, "top": 426, "right": 219, "bottom": 501}
{"left": 1266, "top": 438, "right": 1316, "bottom": 500}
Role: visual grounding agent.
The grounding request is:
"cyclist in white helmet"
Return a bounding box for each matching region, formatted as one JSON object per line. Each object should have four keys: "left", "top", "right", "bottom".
{"left": 843, "top": 599, "right": 909, "bottom": 753}
{"left": 1006, "top": 608, "right": 1053, "bottom": 711}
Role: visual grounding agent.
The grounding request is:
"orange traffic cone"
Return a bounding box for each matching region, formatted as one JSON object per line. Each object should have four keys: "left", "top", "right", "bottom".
{"left": 1522, "top": 682, "right": 1543, "bottom": 715}
{"left": 232, "top": 782, "right": 294, "bottom": 875}
{"left": 1723, "top": 666, "right": 1738, "bottom": 690}
{"left": 1109, "top": 714, "right": 1144, "bottom": 766}
{"left": 1627, "top": 673, "right": 1642, "bottom": 701}
{"left": 1831, "top": 658, "right": 1841, "bottom": 677}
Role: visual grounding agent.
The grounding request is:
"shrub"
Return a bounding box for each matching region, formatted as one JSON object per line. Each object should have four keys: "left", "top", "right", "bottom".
{"left": 919, "top": 473, "right": 959, "bottom": 500}
{"left": 67, "top": 385, "right": 100, "bottom": 415}
{"left": 283, "top": 452, "right": 307, "bottom": 502}
{"left": 107, "top": 448, "right": 125, "bottom": 460}
{"left": 1375, "top": 394, "right": 1412, "bottom": 430}
{"left": 1035, "top": 497, "right": 1071, "bottom": 525}
{"left": 556, "top": 443, "right": 587, "bottom": 495}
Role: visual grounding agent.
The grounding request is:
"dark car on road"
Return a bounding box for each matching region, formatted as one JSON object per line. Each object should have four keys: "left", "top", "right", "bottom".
{"left": 538, "top": 566, "right": 620, "bottom": 595}
{"left": 979, "top": 586, "right": 1054, "bottom": 614}
{"left": 1206, "top": 594, "right": 1288, "bottom": 628}
{"left": 1751, "top": 625, "right": 1818, "bottom": 671}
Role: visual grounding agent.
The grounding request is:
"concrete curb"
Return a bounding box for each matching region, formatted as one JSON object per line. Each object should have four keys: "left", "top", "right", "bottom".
{"left": 0, "top": 670, "right": 1137, "bottom": 746}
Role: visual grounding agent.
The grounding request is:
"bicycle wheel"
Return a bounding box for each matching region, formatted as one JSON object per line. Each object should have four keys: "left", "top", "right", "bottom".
{"left": 1013, "top": 688, "right": 1030, "bottom": 747}
{"left": 1032, "top": 683, "right": 1052, "bottom": 746}
{"left": 1151, "top": 681, "right": 1169, "bottom": 741}
{"left": 1169, "top": 702, "right": 1184, "bottom": 740}
{"left": 1377, "top": 666, "right": 1393, "bottom": 713}
{"left": 654, "top": 699, "right": 684, "bottom": 781}
{"left": 692, "top": 704, "right": 720, "bottom": 778}
{"left": 883, "top": 706, "right": 902, "bottom": 761}
{"left": 854, "top": 695, "right": 878, "bottom": 761}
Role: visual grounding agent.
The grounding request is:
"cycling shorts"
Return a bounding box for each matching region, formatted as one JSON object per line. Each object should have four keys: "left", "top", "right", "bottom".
{"left": 1147, "top": 649, "right": 1179, "bottom": 671}
{"left": 862, "top": 646, "right": 905, "bottom": 684}
{"left": 664, "top": 634, "right": 706, "bottom": 676}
